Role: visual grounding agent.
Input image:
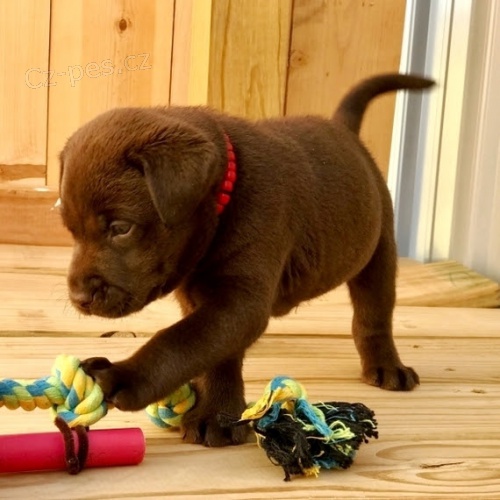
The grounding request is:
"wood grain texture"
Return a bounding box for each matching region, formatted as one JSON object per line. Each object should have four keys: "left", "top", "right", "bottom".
{"left": 207, "top": 0, "right": 293, "bottom": 118}
{"left": 0, "top": 0, "right": 50, "bottom": 167}
{"left": 1, "top": 245, "right": 498, "bottom": 336}
{"left": 0, "top": 165, "right": 46, "bottom": 184}
{"left": 396, "top": 260, "right": 500, "bottom": 308}
{"left": 1, "top": 332, "right": 500, "bottom": 497}
{"left": 286, "top": 0, "right": 407, "bottom": 177}
{"left": 0, "top": 189, "right": 71, "bottom": 246}
{"left": 1, "top": 245, "right": 500, "bottom": 497}
{"left": 46, "top": 0, "right": 175, "bottom": 186}
{"left": 170, "top": 0, "right": 213, "bottom": 106}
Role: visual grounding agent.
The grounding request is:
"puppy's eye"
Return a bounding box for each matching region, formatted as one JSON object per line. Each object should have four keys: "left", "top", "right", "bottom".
{"left": 109, "top": 221, "right": 132, "bottom": 237}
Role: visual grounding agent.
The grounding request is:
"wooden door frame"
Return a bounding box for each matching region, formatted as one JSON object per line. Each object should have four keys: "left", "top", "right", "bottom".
{"left": 388, "top": 0, "right": 474, "bottom": 261}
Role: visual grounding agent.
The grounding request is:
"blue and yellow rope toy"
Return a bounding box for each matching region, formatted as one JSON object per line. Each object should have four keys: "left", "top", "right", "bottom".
{"left": 221, "top": 376, "right": 378, "bottom": 480}
{"left": 0, "top": 356, "right": 378, "bottom": 480}
{"left": 0, "top": 355, "right": 195, "bottom": 429}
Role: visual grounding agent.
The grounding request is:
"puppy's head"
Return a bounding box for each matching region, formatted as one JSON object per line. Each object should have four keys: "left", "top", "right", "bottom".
{"left": 59, "top": 107, "right": 220, "bottom": 318}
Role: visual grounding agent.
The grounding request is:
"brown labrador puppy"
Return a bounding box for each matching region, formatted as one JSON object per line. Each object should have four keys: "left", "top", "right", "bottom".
{"left": 59, "top": 73, "right": 433, "bottom": 447}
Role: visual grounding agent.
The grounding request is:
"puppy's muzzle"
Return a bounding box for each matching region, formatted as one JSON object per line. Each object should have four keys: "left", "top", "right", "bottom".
{"left": 69, "top": 276, "right": 104, "bottom": 311}
{"left": 68, "top": 275, "right": 128, "bottom": 318}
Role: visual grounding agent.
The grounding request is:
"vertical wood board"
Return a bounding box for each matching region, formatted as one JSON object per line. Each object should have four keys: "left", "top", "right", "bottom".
{"left": 0, "top": 0, "right": 50, "bottom": 171}
{"left": 46, "top": 0, "right": 175, "bottom": 186}
{"left": 170, "top": 0, "right": 213, "bottom": 106}
{"left": 286, "top": 0, "right": 407, "bottom": 177}
{"left": 207, "top": 0, "right": 293, "bottom": 119}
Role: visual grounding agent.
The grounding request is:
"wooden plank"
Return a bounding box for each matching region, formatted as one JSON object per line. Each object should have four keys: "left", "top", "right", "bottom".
{"left": 1, "top": 246, "right": 499, "bottom": 497}
{"left": 0, "top": 0, "right": 50, "bottom": 168}
{"left": 0, "top": 261, "right": 499, "bottom": 339}
{"left": 0, "top": 188, "right": 71, "bottom": 246}
{"left": 0, "top": 434, "right": 497, "bottom": 500}
{"left": 397, "top": 260, "right": 500, "bottom": 308}
{"left": 46, "top": 0, "right": 175, "bottom": 186}
{"left": 4, "top": 242, "right": 497, "bottom": 309}
{"left": 0, "top": 244, "right": 499, "bottom": 335}
{"left": 170, "top": 0, "right": 213, "bottom": 106}
{"left": 0, "top": 165, "right": 46, "bottom": 184}
{"left": 1, "top": 335, "right": 499, "bottom": 498}
{"left": 286, "top": 0, "right": 407, "bottom": 177}
{"left": 2, "top": 336, "right": 500, "bottom": 393}
{"left": 0, "top": 244, "right": 72, "bottom": 270}
{"left": 207, "top": 0, "right": 293, "bottom": 118}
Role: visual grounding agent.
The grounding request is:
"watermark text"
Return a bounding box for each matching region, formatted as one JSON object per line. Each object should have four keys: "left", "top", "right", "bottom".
{"left": 25, "top": 54, "right": 152, "bottom": 89}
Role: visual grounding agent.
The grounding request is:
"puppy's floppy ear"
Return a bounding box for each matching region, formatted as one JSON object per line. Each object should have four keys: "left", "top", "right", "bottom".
{"left": 127, "top": 126, "right": 218, "bottom": 227}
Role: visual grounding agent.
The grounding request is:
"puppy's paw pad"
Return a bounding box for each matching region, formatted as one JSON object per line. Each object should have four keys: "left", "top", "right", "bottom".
{"left": 364, "top": 365, "right": 420, "bottom": 391}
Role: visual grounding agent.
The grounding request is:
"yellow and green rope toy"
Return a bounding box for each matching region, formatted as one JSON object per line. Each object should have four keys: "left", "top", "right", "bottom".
{"left": 0, "top": 357, "right": 378, "bottom": 480}
{"left": 0, "top": 354, "right": 195, "bottom": 429}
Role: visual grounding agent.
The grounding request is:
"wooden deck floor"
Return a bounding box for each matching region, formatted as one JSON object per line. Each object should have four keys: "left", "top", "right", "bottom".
{"left": 1, "top": 245, "right": 499, "bottom": 499}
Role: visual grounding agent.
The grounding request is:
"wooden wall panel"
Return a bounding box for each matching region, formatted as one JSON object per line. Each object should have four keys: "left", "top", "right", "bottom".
{"left": 0, "top": 188, "right": 71, "bottom": 246}
{"left": 170, "top": 0, "right": 213, "bottom": 106}
{"left": 207, "top": 0, "right": 293, "bottom": 119}
{"left": 46, "top": 0, "right": 175, "bottom": 186}
{"left": 0, "top": 0, "right": 50, "bottom": 182}
{"left": 286, "top": 0, "right": 407, "bottom": 177}
{"left": 1, "top": 0, "right": 408, "bottom": 246}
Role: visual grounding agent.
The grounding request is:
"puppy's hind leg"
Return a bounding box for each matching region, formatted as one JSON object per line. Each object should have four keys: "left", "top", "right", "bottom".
{"left": 347, "top": 231, "right": 419, "bottom": 391}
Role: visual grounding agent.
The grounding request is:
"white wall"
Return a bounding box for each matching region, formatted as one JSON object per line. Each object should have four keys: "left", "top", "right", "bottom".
{"left": 392, "top": 0, "right": 500, "bottom": 282}
{"left": 449, "top": 1, "right": 500, "bottom": 282}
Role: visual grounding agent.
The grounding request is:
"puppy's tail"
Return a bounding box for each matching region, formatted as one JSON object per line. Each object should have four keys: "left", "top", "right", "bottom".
{"left": 332, "top": 73, "right": 434, "bottom": 135}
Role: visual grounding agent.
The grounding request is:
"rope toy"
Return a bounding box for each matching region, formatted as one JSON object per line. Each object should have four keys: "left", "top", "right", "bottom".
{"left": 0, "top": 355, "right": 196, "bottom": 428}
{"left": 0, "top": 355, "right": 108, "bottom": 427}
{"left": 220, "top": 376, "right": 378, "bottom": 481}
{"left": 1, "top": 357, "right": 378, "bottom": 480}
{"left": 145, "top": 384, "right": 196, "bottom": 428}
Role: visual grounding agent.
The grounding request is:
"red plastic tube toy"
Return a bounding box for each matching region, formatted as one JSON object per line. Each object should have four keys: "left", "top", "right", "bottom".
{"left": 0, "top": 428, "right": 145, "bottom": 473}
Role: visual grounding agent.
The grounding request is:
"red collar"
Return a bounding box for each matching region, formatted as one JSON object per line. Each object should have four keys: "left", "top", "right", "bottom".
{"left": 216, "top": 134, "right": 237, "bottom": 215}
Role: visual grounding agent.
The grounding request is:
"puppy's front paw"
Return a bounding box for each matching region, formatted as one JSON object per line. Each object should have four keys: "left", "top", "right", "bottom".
{"left": 182, "top": 411, "right": 249, "bottom": 447}
{"left": 182, "top": 397, "right": 249, "bottom": 447}
{"left": 81, "top": 357, "right": 146, "bottom": 411}
{"left": 363, "top": 364, "right": 420, "bottom": 391}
